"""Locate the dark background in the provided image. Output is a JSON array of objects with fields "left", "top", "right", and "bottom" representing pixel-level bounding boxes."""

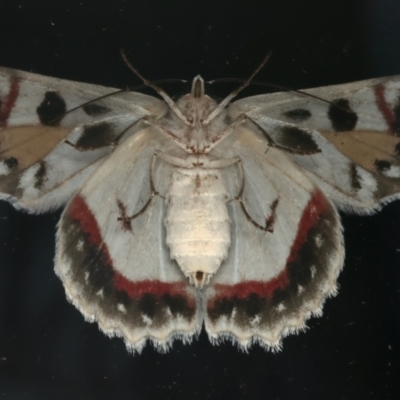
[{"left": 0, "top": 0, "right": 399, "bottom": 399}]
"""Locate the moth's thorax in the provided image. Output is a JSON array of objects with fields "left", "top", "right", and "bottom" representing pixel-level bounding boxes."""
[
  {"left": 164, "top": 167, "right": 230, "bottom": 288},
  {"left": 177, "top": 93, "right": 217, "bottom": 125},
  {"left": 166, "top": 92, "right": 228, "bottom": 154}
]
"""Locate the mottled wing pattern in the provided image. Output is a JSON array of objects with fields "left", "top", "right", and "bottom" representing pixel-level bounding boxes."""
[
  {"left": 56, "top": 129, "right": 201, "bottom": 353},
  {"left": 0, "top": 67, "right": 167, "bottom": 211},
  {"left": 204, "top": 127, "right": 344, "bottom": 350},
  {"left": 230, "top": 76, "right": 400, "bottom": 213}
]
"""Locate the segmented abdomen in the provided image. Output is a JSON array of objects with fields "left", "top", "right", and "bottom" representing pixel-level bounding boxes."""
[{"left": 165, "top": 168, "right": 230, "bottom": 279}]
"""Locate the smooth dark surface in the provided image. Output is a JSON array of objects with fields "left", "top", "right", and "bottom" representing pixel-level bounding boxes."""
[{"left": 0, "top": 1, "right": 399, "bottom": 399}]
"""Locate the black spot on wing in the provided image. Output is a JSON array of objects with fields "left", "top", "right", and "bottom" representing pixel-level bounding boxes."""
[
  {"left": 243, "top": 294, "right": 263, "bottom": 317},
  {"left": 350, "top": 163, "right": 362, "bottom": 191},
  {"left": 328, "top": 98, "right": 358, "bottom": 132},
  {"left": 279, "top": 126, "right": 320, "bottom": 154},
  {"left": 374, "top": 159, "right": 391, "bottom": 172},
  {"left": 83, "top": 103, "right": 111, "bottom": 116},
  {"left": 393, "top": 97, "right": 400, "bottom": 135},
  {"left": 395, "top": 142, "right": 400, "bottom": 157},
  {"left": 75, "top": 122, "right": 114, "bottom": 150},
  {"left": 34, "top": 161, "right": 47, "bottom": 189},
  {"left": 139, "top": 294, "right": 161, "bottom": 318},
  {"left": 139, "top": 292, "right": 193, "bottom": 320},
  {"left": 37, "top": 91, "right": 67, "bottom": 126},
  {"left": 4, "top": 156, "right": 18, "bottom": 170},
  {"left": 283, "top": 108, "right": 312, "bottom": 122}
]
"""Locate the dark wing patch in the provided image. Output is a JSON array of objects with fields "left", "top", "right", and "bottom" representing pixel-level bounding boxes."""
[
  {"left": 282, "top": 108, "right": 312, "bottom": 122},
  {"left": 34, "top": 161, "right": 47, "bottom": 189},
  {"left": 279, "top": 126, "right": 320, "bottom": 154},
  {"left": 395, "top": 142, "right": 400, "bottom": 157},
  {"left": 75, "top": 121, "right": 114, "bottom": 150},
  {"left": 4, "top": 156, "right": 18, "bottom": 170},
  {"left": 36, "top": 91, "right": 67, "bottom": 126},
  {"left": 328, "top": 98, "right": 358, "bottom": 132},
  {"left": 349, "top": 163, "right": 362, "bottom": 191},
  {"left": 392, "top": 96, "right": 400, "bottom": 135},
  {"left": 374, "top": 159, "right": 391, "bottom": 172}
]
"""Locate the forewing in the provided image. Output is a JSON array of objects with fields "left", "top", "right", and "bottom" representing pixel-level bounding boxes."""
[
  {"left": 56, "top": 128, "right": 201, "bottom": 353},
  {"left": 204, "top": 127, "right": 344, "bottom": 350},
  {"left": 0, "top": 67, "right": 167, "bottom": 211},
  {"left": 230, "top": 76, "right": 400, "bottom": 213}
]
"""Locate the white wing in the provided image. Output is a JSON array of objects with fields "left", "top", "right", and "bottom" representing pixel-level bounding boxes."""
[
  {"left": 55, "top": 128, "right": 201, "bottom": 353},
  {"left": 0, "top": 67, "right": 167, "bottom": 211},
  {"left": 230, "top": 76, "right": 400, "bottom": 213},
  {"left": 204, "top": 127, "right": 344, "bottom": 350}
]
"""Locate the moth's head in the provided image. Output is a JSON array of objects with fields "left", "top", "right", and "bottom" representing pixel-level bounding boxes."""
[{"left": 176, "top": 75, "right": 220, "bottom": 126}]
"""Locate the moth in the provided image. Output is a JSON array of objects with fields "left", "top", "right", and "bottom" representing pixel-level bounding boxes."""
[{"left": 0, "top": 58, "right": 399, "bottom": 354}]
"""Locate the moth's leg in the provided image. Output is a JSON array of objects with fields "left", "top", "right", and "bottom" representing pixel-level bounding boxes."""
[
  {"left": 118, "top": 148, "right": 237, "bottom": 229},
  {"left": 154, "top": 149, "right": 240, "bottom": 169},
  {"left": 143, "top": 116, "right": 190, "bottom": 153},
  {"left": 64, "top": 116, "right": 146, "bottom": 151},
  {"left": 116, "top": 153, "right": 162, "bottom": 231},
  {"left": 154, "top": 151, "right": 194, "bottom": 168},
  {"left": 204, "top": 114, "right": 249, "bottom": 152},
  {"left": 230, "top": 158, "right": 279, "bottom": 233},
  {"left": 152, "top": 150, "right": 276, "bottom": 232},
  {"left": 144, "top": 115, "right": 249, "bottom": 156}
]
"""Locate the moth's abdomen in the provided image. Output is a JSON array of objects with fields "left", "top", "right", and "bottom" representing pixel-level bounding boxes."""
[{"left": 165, "top": 169, "right": 230, "bottom": 288}]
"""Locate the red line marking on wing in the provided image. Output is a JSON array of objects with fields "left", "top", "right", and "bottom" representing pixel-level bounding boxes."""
[
  {"left": 114, "top": 277, "right": 189, "bottom": 299},
  {"left": 68, "top": 195, "right": 113, "bottom": 266},
  {"left": 374, "top": 84, "right": 395, "bottom": 134},
  {"left": 0, "top": 76, "right": 20, "bottom": 128},
  {"left": 212, "top": 190, "right": 330, "bottom": 300},
  {"left": 69, "top": 195, "right": 191, "bottom": 301},
  {"left": 213, "top": 271, "right": 288, "bottom": 300},
  {"left": 286, "top": 189, "right": 330, "bottom": 265}
]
